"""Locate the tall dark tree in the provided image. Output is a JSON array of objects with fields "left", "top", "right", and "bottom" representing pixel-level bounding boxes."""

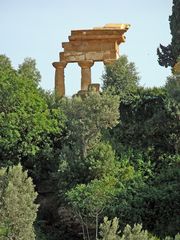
[{"left": 157, "top": 0, "right": 180, "bottom": 68}]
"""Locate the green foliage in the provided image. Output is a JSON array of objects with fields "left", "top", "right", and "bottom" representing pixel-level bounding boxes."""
[
  {"left": 0, "top": 56, "right": 67, "bottom": 238},
  {"left": 18, "top": 57, "right": 41, "bottom": 85},
  {"left": 60, "top": 92, "right": 119, "bottom": 158},
  {"left": 169, "top": 0, "right": 180, "bottom": 64},
  {"left": 1, "top": 54, "right": 179, "bottom": 240},
  {"left": 110, "top": 154, "right": 180, "bottom": 238},
  {"left": 65, "top": 154, "right": 138, "bottom": 239},
  {"left": 164, "top": 234, "right": 180, "bottom": 240},
  {"left": 157, "top": 44, "right": 175, "bottom": 68},
  {"left": 57, "top": 92, "right": 119, "bottom": 194},
  {"left": 107, "top": 87, "right": 180, "bottom": 157},
  {"left": 100, "top": 217, "right": 180, "bottom": 240},
  {"left": 58, "top": 141, "right": 118, "bottom": 192},
  {"left": 67, "top": 176, "right": 117, "bottom": 239},
  {"left": 0, "top": 55, "right": 66, "bottom": 177},
  {"left": 0, "top": 55, "right": 16, "bottom": 81},
  {"left": 142, "top": 155, "right": 180, "bottom": 237},
  {"left": 35, "top": 224, "right": 48, "bottom": 240},
  {"left": 0, "top": 164, "right": 38, "bottom": 240},
  {"left": 99, "top": 217, "right": 120, "bottom": 240},
  {"left": 99, "top": 217, "right": 159, "bottom": 240},
  {"left": 165, "top": 75, "right": 180, "bottom": 103},
  {"left": 102, "top": 55, "right": 139, "bottom": 97},
  {"left": 120, "top": 224, "right": 158, "bottom": 240},
  {"left": 157, "top": 0, "right": 180, "bottom": 67},
  {"left": 67, "top": 176, "right": 117, "bottom": 218},
  {"left": 86, "top": 142, "right": 117, "bottom": 180}
]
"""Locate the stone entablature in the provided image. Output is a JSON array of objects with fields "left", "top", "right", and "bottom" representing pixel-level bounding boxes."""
[{"left": 53, "top": 24, "right": 130, "bottom": 96}]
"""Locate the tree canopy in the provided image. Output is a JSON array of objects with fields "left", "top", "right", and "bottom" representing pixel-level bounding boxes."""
[
  {"left": 0, "top": 53, "right": 179, "bottom": 240},
  {"left": 102, "top": 55, "right": 139, "bottom": 97},
  {"left": 0, "top": 55, "right": 66, "bottom": 177}
]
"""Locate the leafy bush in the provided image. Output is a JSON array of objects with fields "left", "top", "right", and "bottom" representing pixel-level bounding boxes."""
[{"left": 99, "top": 217, "right": 180, "bottom": 240}]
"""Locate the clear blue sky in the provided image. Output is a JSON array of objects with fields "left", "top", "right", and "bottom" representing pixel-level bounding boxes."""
[{"left": 0, "top": 0, "right": 172, "bottom": 96}]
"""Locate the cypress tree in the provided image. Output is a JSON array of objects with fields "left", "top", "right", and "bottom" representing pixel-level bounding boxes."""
[
  {"left": 0, "top": 164, "right": 38, "bottom": 240},
  {"left": 157, "top": 0, "right": 180, "bottom": 67}
]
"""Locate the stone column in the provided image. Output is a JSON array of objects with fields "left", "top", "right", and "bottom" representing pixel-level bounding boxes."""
[
  {"left": 78, "top": 60, "right": 94, "bottom": 90},
  {"left": 52, "top": 61, "right": 67, "bottom": 96}
]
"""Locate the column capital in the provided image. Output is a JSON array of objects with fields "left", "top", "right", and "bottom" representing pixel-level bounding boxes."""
[
  {"left": 78, "top": 60, "right": 94, "bottom": 68},
  {"left": 52, "top": 61, "right": 67, "bottom": 69}
]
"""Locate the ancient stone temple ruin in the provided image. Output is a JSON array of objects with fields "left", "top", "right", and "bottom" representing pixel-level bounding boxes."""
[{"left": 52, "top": 24, "right": 130, "bottom": 96}]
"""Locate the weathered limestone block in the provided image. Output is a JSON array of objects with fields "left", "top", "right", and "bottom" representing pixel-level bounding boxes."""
[
  {"left": 62, "top": 41, "right": 115, "bottom": 52},
  {"left": 60, "top": 52, "right": 85, "bottom": 62},
  {"left": 60, "top": 50, "right": 117, "bottom": 62},
  {"left": 69, "top": 34, "right": 125, "bottom": 42},
  {"left": 85, "top": 51, "right": 104, "bottom": 61},
  {"left": 94, "top": 23, "right": 130, "bottom": 30},
  {"left": 88, "top": 83, "right": 100, "bottom": 92},
  {"left": 76, "top": 89, "right": 89, "bottom": 98}
]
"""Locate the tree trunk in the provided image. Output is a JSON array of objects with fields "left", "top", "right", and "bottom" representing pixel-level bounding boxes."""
[{"left": 95, "top": 214, "right": 99, "bottom": 240}]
